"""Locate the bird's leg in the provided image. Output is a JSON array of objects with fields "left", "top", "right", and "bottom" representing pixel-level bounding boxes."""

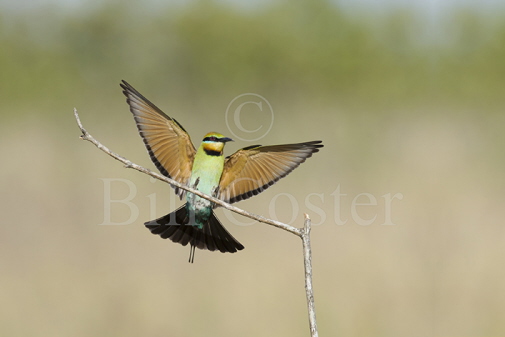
[
  {"left": 210, "top": 186, "right": 220, "bottom": 209},
  {"left": 192, "top": 177, "right": 200, "bottom": 189},
  {"left": 186, "top": 178, "right": 200, "bottom": 221},
  {"left": 212, "top": 186, "right": 220, "bottom": 197}
]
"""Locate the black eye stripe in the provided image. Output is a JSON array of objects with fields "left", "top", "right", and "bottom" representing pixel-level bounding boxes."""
[{"left": 203, "top": 136, "right": 219, "bottom": 142}]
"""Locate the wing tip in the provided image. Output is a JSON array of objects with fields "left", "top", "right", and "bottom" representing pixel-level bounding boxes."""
[
  {"left": 220, "top": 140, "right": 324, "bottom": 203},
  {"left": 120, "top": 80, "right": 134, "bottom": 97}
]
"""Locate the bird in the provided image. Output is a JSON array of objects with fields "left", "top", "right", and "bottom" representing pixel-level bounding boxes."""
[{"left": 120, "top": 80, "right": 323, "bottom": 262}]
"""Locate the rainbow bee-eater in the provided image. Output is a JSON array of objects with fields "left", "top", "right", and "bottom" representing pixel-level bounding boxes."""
[{"left": 121, "top": 80, "right": 323, "bottom": 262}]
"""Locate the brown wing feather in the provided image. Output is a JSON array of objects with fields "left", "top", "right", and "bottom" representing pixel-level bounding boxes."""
[
  {"left": 219, "top": 141, "right": 323, "bottom": 204},
  {"left": 121, "top": 80, "right": 196, "bottom": 199}
]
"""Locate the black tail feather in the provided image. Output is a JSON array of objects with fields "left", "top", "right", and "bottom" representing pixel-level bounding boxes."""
[{"left": 145, "top": 204, "right": 244, "bottom": 262}]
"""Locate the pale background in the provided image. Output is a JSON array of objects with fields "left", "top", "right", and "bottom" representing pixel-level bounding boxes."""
[{"left": 1, "top": 1, "right": 505, "bottom": 336}]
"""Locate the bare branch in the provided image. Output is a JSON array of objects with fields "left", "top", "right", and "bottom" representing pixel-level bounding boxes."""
[
  {"left": 302, "top": 214, "right": 318, "bottom": 337},
  {"left": 74, "top": 108, "right": 319, "bottom": 336},
  {"left": 74, "top": 108, "right": 301, "bottom": 236}
]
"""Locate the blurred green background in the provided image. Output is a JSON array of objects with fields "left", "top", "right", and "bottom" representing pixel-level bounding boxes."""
[{"left": 1, "top": 0, "right": 505, "bottom": 336}]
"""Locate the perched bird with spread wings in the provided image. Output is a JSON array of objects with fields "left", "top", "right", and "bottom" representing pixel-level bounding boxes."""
[{"left": 121, "top": 80, "right": 323, "bottom": 262}]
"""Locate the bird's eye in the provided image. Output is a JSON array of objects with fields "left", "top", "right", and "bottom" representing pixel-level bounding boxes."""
[{"left": 209, "top": 137, "right": 216, "bottom": 141}]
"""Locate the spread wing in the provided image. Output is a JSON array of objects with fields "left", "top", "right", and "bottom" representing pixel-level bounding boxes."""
[
  {"left": 121, "top": 80, "right": 196, "bottom": 199},
  {"left": 218, "top": 141, "right": 323, "bottom": 204}
]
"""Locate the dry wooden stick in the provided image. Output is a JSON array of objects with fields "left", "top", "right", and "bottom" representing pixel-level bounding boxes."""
[{"left": 74, "top": 108, "right": 319, "bottom": 337}]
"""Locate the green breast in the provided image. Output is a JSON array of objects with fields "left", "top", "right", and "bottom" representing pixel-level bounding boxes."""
[{"left": 186, "top": 145, "right": 225, "bottom": 227}]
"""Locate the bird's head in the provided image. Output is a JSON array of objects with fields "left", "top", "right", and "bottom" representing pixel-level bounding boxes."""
[{"left": 201, "top": 132, "right": 233, "bottom": 153}]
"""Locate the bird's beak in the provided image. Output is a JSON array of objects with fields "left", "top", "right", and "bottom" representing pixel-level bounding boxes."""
[{"left": 222, "top": 137, "right": 234, "bottom": 143}]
